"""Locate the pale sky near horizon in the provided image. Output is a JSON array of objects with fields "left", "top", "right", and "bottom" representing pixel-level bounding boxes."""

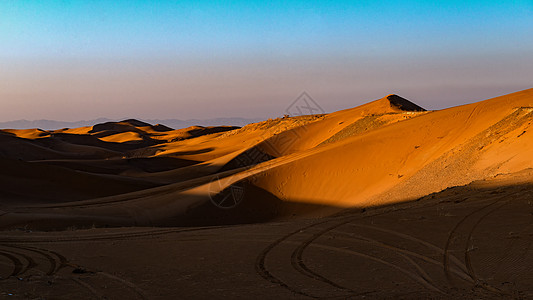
[{"left": 1, "top": 1, "right": 532, "bottom": 122}]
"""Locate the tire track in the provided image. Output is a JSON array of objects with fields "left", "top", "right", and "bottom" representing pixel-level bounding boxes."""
[
  {"left": 0, "top": 248, "right": 36, "bottom": 276},
  {"left": 98, "top": 271, "right": 147, "bottom": 299},
  {"left": 290, "top": 218, "right": 369, "bottom": 294},
  {"left": 211, "top": 233, "right": 449, "bottom": 292},
  {"left": 0, "top": 245, "right": 71, "bottom": 279},
  {"left": 0, "top": 251, "right": 23, "bottom": 278},
  {"left": 292, "top": 220, "right": 446, "bottom": 295},
  {"left": 255, "top": 220, "right": 329, "bottom": 298},
  {"left": 39, "top": 247, "right": 69, "bottom": 272},
  {"left": 0, "top": 227, "right": 220, "bottom": 298},
  {"left": 464, "top": 200, "right": 510, "bottom": 294},
  {"left": 208, "top": 232, "right": 454, "bottom": 290},
  {"left": 309, "top": 243, "right": 444, "bottom": 293},
  {"left": 4, "top": 245, "right": 58, "bottom": 275},
  {"left": 71, "top": 277, "right": 105, "bottom": 299},
  {"left": 348, "top": 223, "right": 470, "bottom": 275},
  {"left": 444, "top": 200, "right": 501, "bottom": 280},
  {"left": 9, "top": 250, "right": 35, "bottom": 276},
  {"left": 443, "top": 192, "right": 521, "bottom": 296},
  {"left": 1, "top": 244, "right": 147, "bottom": 299},
  {"left": 255, "top": 201, "right": 444, "bottom": 298},
  {"left": 0, "top": 226, "right": 223, "bottom": 244},
  {"left": 286, "top": 197, "right": 503, "bottom": 296},
  {"left": 256, "top": 211, "right": 400, "bottom": 296},
  {"left": 69, "top": 271, "right": 148, "bottom": 300},
  {"left": 324, "top": 234, "right": 440, "bottom": 291},
  {"left": 70, "top": 269, "right": 147, "bottom": 299},
  {"left": 331, "top": 231, "right": 473, "bottom": 284}
]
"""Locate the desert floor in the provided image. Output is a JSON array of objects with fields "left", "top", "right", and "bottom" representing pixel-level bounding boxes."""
[{"left": 1, "top": 172, "right": 532, "bottom": 299}]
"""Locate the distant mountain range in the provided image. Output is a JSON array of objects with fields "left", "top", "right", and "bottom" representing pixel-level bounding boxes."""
[{"left": 0, "top": 117, "right": 263, "bottom": 130}]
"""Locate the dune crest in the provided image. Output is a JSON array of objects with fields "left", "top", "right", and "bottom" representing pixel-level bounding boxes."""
[{"left": 384, "top": 94, "right": 427, "bottom": 112}]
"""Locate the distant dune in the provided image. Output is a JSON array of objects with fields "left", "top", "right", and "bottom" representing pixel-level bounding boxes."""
[{"left": 0, "top": 117, "right": 261, "bottom": 130}]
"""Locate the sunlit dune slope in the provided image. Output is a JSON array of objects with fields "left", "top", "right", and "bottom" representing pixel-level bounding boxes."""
[
  {"left": 249, "top": 88, "right": 533, "bottom": 207},
  {"left": 253, "top": 94, "right": 428, "bottom": 157}
]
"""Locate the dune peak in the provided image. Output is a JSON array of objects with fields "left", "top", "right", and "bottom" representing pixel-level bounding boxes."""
[
  {"left": 383, "top": 94, "right": 426, "bottom": 112},
  {"left": 119, "top": 119, "right": 152, "bottom": 127}
]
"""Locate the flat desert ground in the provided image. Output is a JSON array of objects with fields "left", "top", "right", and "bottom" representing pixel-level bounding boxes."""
[{"left": 1, "top": 89, "right": 533, "bottom": 299}]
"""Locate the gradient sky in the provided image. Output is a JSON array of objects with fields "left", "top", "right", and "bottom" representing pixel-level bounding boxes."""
[{"left": 1, "top": 1, "right": 532, "bottom": 122}]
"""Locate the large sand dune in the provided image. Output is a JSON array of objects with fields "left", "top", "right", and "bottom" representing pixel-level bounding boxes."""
[{"left": 0, "top": 89, "right": 532, "bottom": 298}]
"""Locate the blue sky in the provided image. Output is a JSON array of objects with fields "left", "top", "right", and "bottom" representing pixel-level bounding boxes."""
[{"left": 1, "top": 1, "right": 532, "bottom": 121}]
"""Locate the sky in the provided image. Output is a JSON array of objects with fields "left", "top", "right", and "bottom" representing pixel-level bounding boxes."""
[{"left": 1, "top": 0, "right": 532, "bottom": 122}]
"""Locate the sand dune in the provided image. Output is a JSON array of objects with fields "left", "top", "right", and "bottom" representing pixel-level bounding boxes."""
[
  {"left": 250, "top": 89, "right": 533, "bottom": 208},
  {"left": 1, "top": 89, "right": 532, "bottom": 227},
  {"left": 0, "top": 89, "right": 532, "bottom": 298}
]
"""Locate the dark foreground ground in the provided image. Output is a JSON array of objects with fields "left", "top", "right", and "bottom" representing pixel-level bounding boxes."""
[{"left": 1, "top": 176, "right": 532, "bottom": 300}]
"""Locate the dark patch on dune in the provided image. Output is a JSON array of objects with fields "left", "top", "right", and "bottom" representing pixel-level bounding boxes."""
[
  {"left": 151, "top": 124, "right": 174, "bottom": 132},
  {"left": 34, "top": 133, "right": 158, "bottom": 154},
  {"left": 386, "top": 94, "right": 426, "bottom": 112},
  {"left": 89, "top": 119, "right": 151, "bottom": 134}
]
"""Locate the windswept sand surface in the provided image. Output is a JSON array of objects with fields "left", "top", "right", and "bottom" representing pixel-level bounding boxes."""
[{"left": 1, "top": 90, "right": 532, "bottom": 298}]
